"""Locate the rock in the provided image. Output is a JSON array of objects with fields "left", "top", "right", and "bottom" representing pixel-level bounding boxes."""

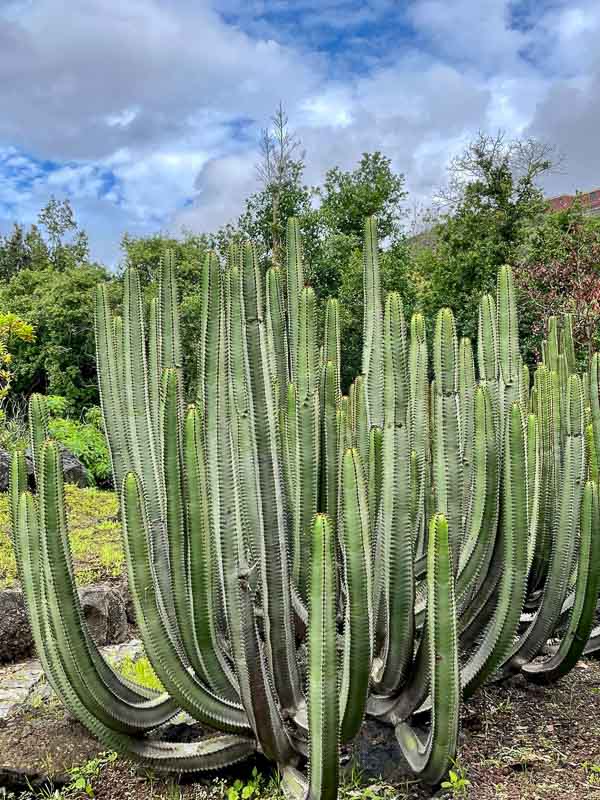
[
  {"left": 116, "top": 577, "right": 136, "bottom": 625},
  {"left": 78, "top": 584, "right": 128, "bottom": 646},
  {"left": 0, "top": 449, "right": 9, "bottom": 492},
  {"left": 0, "top": 590, "right": 34, "bottom": 663},
  {"left": 23, "top": 446, "right": 90, "bottom": 488},
  {"left": 0, "top": 583, "right": 129, "bottom": 664},
  {"left": 59, "top": 448, "right": 90, "bottom": 488}
]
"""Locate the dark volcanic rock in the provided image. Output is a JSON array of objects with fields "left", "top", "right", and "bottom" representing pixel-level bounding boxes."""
[{"left": 0, "top": 590, "right": 34, "bottom": 663}]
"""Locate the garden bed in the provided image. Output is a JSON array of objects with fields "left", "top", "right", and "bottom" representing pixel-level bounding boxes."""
[{"left": 1, "top": 659, "right": 600, "bottom": 799}]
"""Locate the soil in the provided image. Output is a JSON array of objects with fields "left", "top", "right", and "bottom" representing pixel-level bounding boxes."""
[{"left": 1, "top": 659, "right": 600, "bottom": 799}]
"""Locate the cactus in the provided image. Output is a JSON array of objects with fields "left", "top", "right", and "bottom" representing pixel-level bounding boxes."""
[{"left": 12, "top": 212, "right": 600, "bottom": 797}]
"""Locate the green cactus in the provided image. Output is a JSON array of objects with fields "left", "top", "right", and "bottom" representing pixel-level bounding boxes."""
[{"left": 13, "top": 212, "right": 600, "bottom": 797}]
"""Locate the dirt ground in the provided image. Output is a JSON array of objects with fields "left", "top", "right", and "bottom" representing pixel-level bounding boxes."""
[{"left": 1, "top": 658, "right": 600, "bottom": 799}]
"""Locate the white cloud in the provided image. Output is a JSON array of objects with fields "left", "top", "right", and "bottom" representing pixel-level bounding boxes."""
[{"left": 1, "top": 0, "right": 600, "bottom": 261}]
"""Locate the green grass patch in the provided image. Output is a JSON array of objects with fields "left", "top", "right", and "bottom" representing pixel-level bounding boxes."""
[{"left": 0, "top": 485, "right": 122, "bottom": 589}]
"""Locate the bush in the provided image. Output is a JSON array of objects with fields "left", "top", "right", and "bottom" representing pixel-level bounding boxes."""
[{"left": 47, "top": 404, "right": 112, "bottom": 486}]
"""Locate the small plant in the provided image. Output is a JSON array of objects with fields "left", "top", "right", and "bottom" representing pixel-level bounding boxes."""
[
  {"left": 227, "top": 768, "right": 265, "bottom": 800},
  {"left": 67, "top": 752, "right": 118, "bottom": 798},
  {"left": 441, "top": 760, "right": 471, "bottom": 798},
  {"left": 117, "top": 655, "right": 163, "bottom": 692},
  {"left": 583, "top": 761, "right": 600, "bottom": 787}
]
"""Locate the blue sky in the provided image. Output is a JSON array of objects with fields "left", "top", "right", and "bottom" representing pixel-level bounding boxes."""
[{"left": 1, "top": 0, "right": 600, "bottom": 265}]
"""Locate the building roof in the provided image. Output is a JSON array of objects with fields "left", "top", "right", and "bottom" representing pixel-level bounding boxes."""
[{"left": 547, "top": 189, "right": 600, "bottom": 214}]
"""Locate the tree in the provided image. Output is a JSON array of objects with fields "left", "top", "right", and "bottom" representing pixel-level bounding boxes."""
[
  {"left": 239, "top": 104, "right": 311, "bottom": 269},
  {"left": 0, "top": 263, "right": 114, "bottom": 411},
  {"left": 0, "top": 311, "right": 35, "bottom": 405},
  {"left": 415, "top": 132, "right": 557, "bottom": 340},
  {"left": 515, "top": 200, "right": 600, "bottom": 362},
  {"left": 37, "top": 197, "right": 89, "bottom": 270},
  {"left": 314, "top": 153, "right": 411, "bottom": 387}
]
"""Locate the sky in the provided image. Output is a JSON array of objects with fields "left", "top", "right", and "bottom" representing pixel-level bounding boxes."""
[{"left": 1, "top": 0, "right": 600, "bottom": 266}]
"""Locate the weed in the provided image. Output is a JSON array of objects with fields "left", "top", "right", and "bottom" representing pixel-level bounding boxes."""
[
  {"left": 226, "top": 768, "right": 264, "bottom": 800},
  {"left": 441, "top": 759, "right": 471, "bottom": 798}
]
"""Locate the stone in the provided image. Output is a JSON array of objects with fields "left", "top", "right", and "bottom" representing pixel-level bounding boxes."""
[
  {"left": 0, "top": 583, "right": 129, "bottom": 666},
  {"left": 116, "top": 577, "right": 136, "bottom": 625},
  {"left": 0, "top": 448, "right": 9, "bottom": 491},
  {"left": 0, "top": 449, "right": 32, "bottom": 491},
  {"left": 78, "top": 584, "right": 128, "bottom": 646},
  {"left": 24, "top": 446, "right": 90, "bottom": 488},
  {"left": 59, "top": 447, "right": 90, "bottom": 488},
  {"left": 0, "top": 590, "right": 34, "bottom": 663}
]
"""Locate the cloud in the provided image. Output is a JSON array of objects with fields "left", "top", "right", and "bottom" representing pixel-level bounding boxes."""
[{"left": 1, "top": 0, "right": 600, "bottom": 263}]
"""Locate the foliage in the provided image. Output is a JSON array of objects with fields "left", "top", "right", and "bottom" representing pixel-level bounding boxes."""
[
  {"left": 117, "top": 656, "right": 163, "bottom": 693},
  {"left": 413, "top": 132, "right": 554, "bottom": 340},
  {"left": 0, "top": 262, "right": 114, "bottom": 411},
  {"left": 0, "top": 197, "right": 89, "bottom": 282},
  {"left": 514, "top": 199, "right": 600, "bottom": 362},
  {"left": 441, "top": 761, "right": 471, "bottom": 798},
  {"left": 48, "top": 414, "right": 112, "bottom": 487},
  {"left": 0, "top": 311, "right": 35, "bottom": 405},
  {"left": 227, "top": 768, "right": 265, "bottom": 800}
]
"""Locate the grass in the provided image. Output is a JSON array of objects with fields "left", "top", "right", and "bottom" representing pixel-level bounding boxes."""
[
  {"left": 0, "top": 485, "right": 123, "bottom": 590},
  {"left": 116, "top": 655, "right": 163, "bottom": 693}
]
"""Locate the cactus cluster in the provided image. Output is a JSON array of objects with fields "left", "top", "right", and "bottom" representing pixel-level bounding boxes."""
[{"left": 10, "top": 217, "right": 600, "bottom": 798}]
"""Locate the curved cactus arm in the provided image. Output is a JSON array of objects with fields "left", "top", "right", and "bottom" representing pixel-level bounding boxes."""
[
  {"left": 523, "top": 481, "right": 600, "bottom": 683},
  {"left": 266, "top": 267, "right": 289, "bottom": 407},
  {"left": 162, "top": 368, "right": 238, "bottom": 701},
  {"left": 22, "top": 424, "right": 165, "bottom": 702},
  {"left": 241, "top": 243, "right": 303, "bottom": 714},
  {"left": 37, "top": 441, "right": 182, "bottom": 732},
  {"left": 158, "top": 251, "right": 183, "bottom": 388},
  {"left": 18, "top": 491, "right": 256, "bottom": 772},
  {"left": 584, "top": 622, "right": 600, "bottom": 655},
  {"left": 497, "top": 265, "right": 520, "bottom": 395},
  {"left": 217, "top": 414, "right": 295, "bottom": 765},
  {"left": 286, "top": 218, "right": 305, "bottom": 385},
  {"left": 409, "top": 312, "right": 429, "bottom": 557},
  {"left": 432, "top": 308, "right": 463, "bottom": 563},
  {"left": 371, "top": 424, "right": 415, "bottom": 697},
  {"left": 455, "top": 384, "right": 499, "bottom": 610},
  {"left": 183, "top": 404, "right": 239, "bottom": 700},
  {"left": 351, "top": 374, "right": 369, "bottom": 470},
  {"left": 368, "top": 426, "right": 383, "bottom": 533},
  {"left": 9, "top": 449, "right": 27, "bottom": 570},
  {"left": 29, "top": 392, "right": 49, "bottom": 483},
  {"left": 147, "top": 296, "right": 161, "bottom": 438},
  {"left": 459, "top": 337, "right": 476, "bottom": 502},
  {"left": 121, "top": 471, "right": 251, "bottom": 733},
  {"left": 323, "top": 297, "right": 341, "bottom": 395},
  {"left": 395, "top": 514, "right": 459, "bottom": 785},
  {"left": 362, "top": 216, "right": 384, "bottom": 429},
  {"left": 320, "top": 360, "right": 339, "bottom": 524},
  {"left": 95, "top": 290, "right": 131, "bottom": 491},
  {"left": 339, "top": 449, "right": 373, "bottom": 743},
  {"left": 293, "top": 286, "right": 320, "bottom": 602},
  {"left": 307, "top": 514, "right": 339, "bottom": 800},
  {"left": 526, "top": 413, "right": 541, "bottom": 572},
  {"left": 460, "top": 402, "right": 528, "bottom": 698},
  {"left": 502, "top": 375, "right": 586, "bottom": 675}
]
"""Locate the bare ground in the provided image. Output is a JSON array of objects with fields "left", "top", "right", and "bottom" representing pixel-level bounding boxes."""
[{"left": 1, "top": 658, "right": 600, "bottom": 798}]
